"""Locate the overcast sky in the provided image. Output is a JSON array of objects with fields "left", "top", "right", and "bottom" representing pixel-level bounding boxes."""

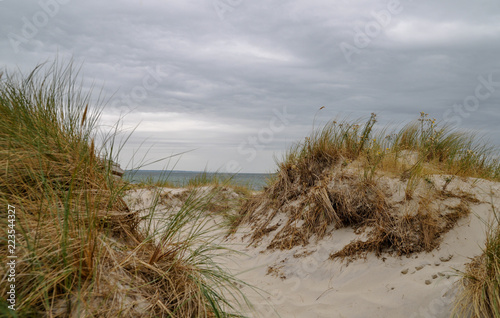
[{"left": 1, "top": 0, "right": 500, "bottom": 173}]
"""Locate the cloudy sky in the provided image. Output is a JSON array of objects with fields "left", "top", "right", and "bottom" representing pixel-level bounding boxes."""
[{"left": 1, "top": 0, "right": 500, "bottom": 173}]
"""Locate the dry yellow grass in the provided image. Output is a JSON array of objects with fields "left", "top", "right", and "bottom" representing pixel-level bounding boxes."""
[
  {"left": 234, "top": 112, "right": 500, "bottom": 315},
  {"left": 0, "top": 62, "right": 248, "bottom": 317},
  {"left": 236, "top": 113, "right": 497, "bottom": 257},
  {"left": 453, "top": 203, "right": 500, "bottom": 318}
]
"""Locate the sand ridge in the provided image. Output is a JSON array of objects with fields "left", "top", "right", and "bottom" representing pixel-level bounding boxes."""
[{"left": 124, "top": 177, "right": 500, "bottom": 317}]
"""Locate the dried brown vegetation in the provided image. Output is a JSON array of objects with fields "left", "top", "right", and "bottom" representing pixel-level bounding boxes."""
[
  {"left": 453, "top": 203, "right": 500, "bottom": 318},
  {"left": 236, "top": 113, "right": 495, "bottom": 262},
  {"left": 0, "top": 62, "right": 247, "bottom": 317}
]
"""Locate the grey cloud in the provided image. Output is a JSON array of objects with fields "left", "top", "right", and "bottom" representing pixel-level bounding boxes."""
[{"left": 1, "top": 0, "right": 499, "bottom": 172}]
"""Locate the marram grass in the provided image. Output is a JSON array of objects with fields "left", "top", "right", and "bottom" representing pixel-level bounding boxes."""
[
  {"left": 453, "top": 203, "right": 500, "bottom": 318},
  {"left": 275, "top": 113, "right": 500, "bottom": 185},
  {"left": 0, "top": 62, "right": 250, "bottom": 317},
  {"left": 236, "top": 113, "right": 500, "bottom": 314}
]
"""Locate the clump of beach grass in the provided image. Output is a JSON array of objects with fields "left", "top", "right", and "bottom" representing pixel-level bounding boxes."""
[
  {"left": 453, "top": 203, "right": 500, "bottom": 318},
  {"left": 127, "top": 176, "right": 177, "bottom": 189},
  {"left": 0, "top": 61, "right": 250, "bottom": 317},
  {"left": 185, "top": 171, "right": 253, "bottom": 229},
  {"left": 127, "top": 168, "right": 253, "bottom": 231},
  {"left": 236, "top": 113, "right": 499, "bottom": 257},
  {"left": 185, "top": 170, "right": 253, "bottom": 196}
]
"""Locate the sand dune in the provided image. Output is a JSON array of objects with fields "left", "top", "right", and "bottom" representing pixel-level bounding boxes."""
[{"left": 124, "top": 177, "right": 499, "bottom": 317}]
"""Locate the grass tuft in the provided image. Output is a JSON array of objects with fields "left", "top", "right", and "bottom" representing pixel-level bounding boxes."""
[
  {"left": 0, "top": 61, "right": 250, "bottom": 317},
  {"left": 235, "top": 113, "right": 498, "bottom": 258},
  {"left": 453, "top": 203, "right": 500, "bottom": 318}
]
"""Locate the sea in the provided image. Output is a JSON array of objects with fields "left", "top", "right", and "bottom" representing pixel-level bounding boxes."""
[{"left": 123, "top": 170, "right": 274, "bottom": 191}]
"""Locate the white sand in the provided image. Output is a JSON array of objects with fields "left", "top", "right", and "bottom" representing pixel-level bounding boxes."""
[{"left": 124, "top": 178, "right": 500, "bottom": 318}]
